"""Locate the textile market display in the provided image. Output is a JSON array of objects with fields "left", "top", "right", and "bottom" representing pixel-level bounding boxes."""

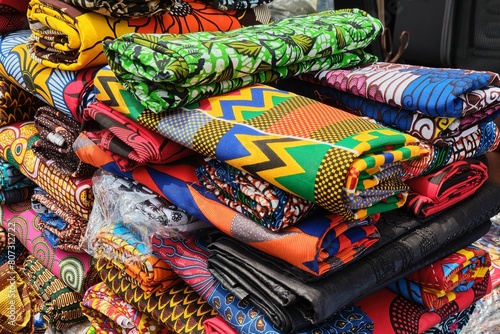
[
  {"left": 0, "top": 0, "right": 30, "bottom": 32},
  {"left": 60, "top": 0, "right": 175, "bottom": 18},
  {"left": 27, "top": 0, "right": 270, "bottom": 70},
  {"left": 103, "top": 8, "right": 382, "bottom": 112},
  {"left": 0, "top": 121, "right": 94, "bottom": 219},
  {"left": 1, "top": 200, "right": 94, "bottom": 293},
  {"left": 404, "top": 159, "right": 488, "bottom": 217}
]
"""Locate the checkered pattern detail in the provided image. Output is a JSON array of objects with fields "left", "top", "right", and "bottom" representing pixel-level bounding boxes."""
[
  {"left": 315, "top": 147, "right": 356, "bottom": 220},
  {"left": 136, "top": 109, "right": 164, "bottom": 132},
  {"left": 157, "top": 109, "right": 211, "bottom": 150},
  {"left": 193, "top": 120, "right": 234, "bottom": 158},
  {"left": 244, "top": 97, "right": 298, "bottom": 130},
  {"left": 311, "top": 117, "right": 382, "bottom": 145}
]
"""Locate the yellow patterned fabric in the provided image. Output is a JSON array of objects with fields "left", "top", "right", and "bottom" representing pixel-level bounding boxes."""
[{"left": 0, "top": 262, "right": 41, "bottom": 333}]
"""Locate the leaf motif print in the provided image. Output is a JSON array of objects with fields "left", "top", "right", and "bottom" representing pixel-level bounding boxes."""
[
  {"left": 335, "top": 26, "right": 347, "bottom": 50},
  {"left": 290, "top": 35, "right": 315, "bottom": 55},
  {"left": 226, "top": 41, "right": 262, "bottom": 59}
]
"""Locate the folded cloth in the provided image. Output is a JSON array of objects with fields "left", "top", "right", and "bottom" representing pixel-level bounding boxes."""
[
  {"left": 103, "top": 8, "right": 381, "bottom": 112},
  {"left": 60, "top": 0, "right": 175, "bottom": 18},
  {"left": 0, "top": 186, "right": 33, "bottom": 204},
  {"left": 91, "top": 221, "right": 181, "bottom": 293},
  {"left": 208, "top": 0, "right": 273, "bottom": 10},
  {"left": 73, "top": 136, "right": 380, "bottom": 276},
  {"left": 0, "top": 75, "right": 46, "bottom": 126},
  {"left": 1, "top": 200, "right": 94, "bottom": 293},
  {"left": 82, "top": 282, "right": 169, "bottom": 334},
  {"left": 0, "top": 235, "right": 26, "bottom": 265},
  {"left": 32, "top": 106, "right": 97, "bottom": 177},
  {"left": 0, "top": 121, "right": 94, "bottom": 219},
  {"left": 0, "top": 159, "right": 34, "bottom": 189},
  {"left": 423, "top": 303, "right": 476, "bottom": 334},
  {"left": 82, "top": 101, "right": 194, "bottom": 171},
  {"left": 356, "top": 271, "right": 491, "bottom": 334},
  {"left": 23, "top": 255, "right": 87, "bottom": 330},
  {"left": 27, "top": 0, "right": 270, "bottom": 70},
  {"left": 0, "top": 0, "right": 30, "bottom": 32},
  {"left": 152, "top": 232, "right": 376, "bottom": 334},
  {"left": 203, "top": 315, "right": 238, "bottom": 334},
  {"left": 404, "top": 159, "right": 488, "bottom": 217},
  {"left": 97, "top": 257, "right": 218, "bottom": 334},
  {"left": 196, "top": 157, "right": 316, "bottom": 231},
  {"left": 388, "top": 245, "right": 491, "bottom": 311},
  {"left": 0, "top": 262, "right": 42, "bottom": 333}
]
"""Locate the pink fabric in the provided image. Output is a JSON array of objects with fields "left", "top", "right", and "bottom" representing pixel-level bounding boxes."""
[{"left": 203, "top": 315, "right": 238, "bottom": 334}]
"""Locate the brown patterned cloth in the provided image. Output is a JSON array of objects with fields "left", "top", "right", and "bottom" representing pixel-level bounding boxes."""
[
  {"left": 60, "top": 0, "right": 175, "bottom": 18},
  {"left": 0, "top": 0, "right": 30, "bottom": 32},
  {"left": 0, "top": 76, "right": 46, "bottom": 126},
  {"left": 32, "top": 106, "right": 97, "bottom": 177}
]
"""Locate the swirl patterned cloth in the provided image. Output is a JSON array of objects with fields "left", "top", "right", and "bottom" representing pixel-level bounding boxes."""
[
  {"left": 0, "top": 0, "right": 30, "bottom": 32},
  {"left": 82, "top": 282, "right": 169, "bottom": 334},
  {"left": 26, "top": 0, "right": 270, "bottom": 71},
  {"left": 60, "top": 0, "right": 175, "bottom": 18},
  {"left": 103, "top": 8, "right": 381, "bottom": 112},
  {"left": 1, "top": 200, "right": 94, "bottom": 293},
  {"left": 0, "top": 121, "right": 94, "bottom": 219}
]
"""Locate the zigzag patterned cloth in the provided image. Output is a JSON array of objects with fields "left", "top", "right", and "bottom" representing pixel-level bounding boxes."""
[
  {"left": 103, "top": 8, "right": 381, "bottom": 112},
  {"left": 82, "top": 282, "right": 169, "bottom": 334},
  {"left": 27, "top": 0, "right": 270, "bottom": 70},
  {"left": 97, "top": 257, "right": 218, "bottom": 333}
]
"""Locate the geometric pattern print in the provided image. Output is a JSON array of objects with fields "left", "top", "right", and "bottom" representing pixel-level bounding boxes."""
[{"left": 97, "top": 258, "right": 216, "bottom": 334}]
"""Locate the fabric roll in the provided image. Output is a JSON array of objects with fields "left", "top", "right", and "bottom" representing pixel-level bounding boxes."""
[
  {"left": 0, "top": 159, "right": 34, "bottom": 189},
  {"left": 60, "top": 0, "right": 175, "bottom": 18},
  {"left": 0, "top": 30, "right": 102, "bottom": 121},
  {"left": 0, "top": 0, "right": 30, "bottom": 32},
  {"left": 23, "top": 255, "right": 87, "bottom": 330},
  {"left": 1, "top": 200, "right": 94, "bottom": 293},
  {"left": 82, "top": 101, "right": 194, "bottom": 171},
  {"left": 82, "top": 282, "right": 169, "bottom": 334},
  {"left": 103, "top": 8, "right": 382, "bottom": 112},
  {"left": 97, "top": 257, "right": 218, "bottom": 334},
  {"left": 0, "top": 262, "right": 42, "bottom": 333},
  {"left": 73, "top": 136, "right": 381, "bottom": 276},
  {"left": 388, "top": 246, "right": 491, "bottom": 311},
  {"left": 32, "top": 106, "right": 97, "bottom": 177},
  {"left": 27, "top": 0, "right": 270, "bottom": 71},
  {"left": 0, "top": 121, "right": 94, "bottom": 219}
]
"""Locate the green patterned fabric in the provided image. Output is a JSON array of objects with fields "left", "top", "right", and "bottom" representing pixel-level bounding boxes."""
[{"left": 103, "top": 8, "right": 382, "bottom": 112}]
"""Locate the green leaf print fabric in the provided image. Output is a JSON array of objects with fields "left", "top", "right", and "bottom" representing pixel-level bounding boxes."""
[{"left": 103, "top": 8, "right": 383, "bottom": 112}]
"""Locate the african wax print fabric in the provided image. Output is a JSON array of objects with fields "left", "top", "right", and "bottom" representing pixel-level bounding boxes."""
[
  {"left": 0, "top": 30, "right": 102, "bottom": 121},
  {"left": 31, "top": 187, "right": 88, "bottom": 253},
  {"left": 23, "top": 255, "right": 87, "bottom": 330},
  {"left": 0, "top": 158, "right": 34, "bottom": 189},
  {"left": 423, "top": 303, "right": 476, "bottom": 334},
  {"left": 82, "top": 282, "right": 169, "bottom": 334},
  {"left": 97, "top": 257, "right": 218, "bottom": 334},
  {"left": 103, "top": 8, "right": 382, "bottom": 112},
  {"left": 196, "top": 157, "right": 316, "bottom": 231},
  {"left": 60, "top": 0, "right": 175, "bottom": 18},
  {"left": 203, "top": 315, "right": 238, "bottom": 334},
  {"left": 0, "top": 183, "right": 33, "bottom": 204},
  {"left": 151, "top": 233, "right": 376, "bottom": 334},
  {"left": 154, "top": 181, "right": 500, "bottom": 330},
  {"left": 404, "top": 159, "right": 488, "bottom": 217},
  {"left": 27, "top": 0, "right": 270, "bottom": 71},
  {"left": 0, "top": 234, "right": 26, "bottom": 266},
  {"left": 82, "top": 101, "right": 194, "bottom": 171},
  {"left": 91, "top": 221, "right": 181, "bottom": 293},
  {"left": 32, "top": 106, "right": 97, "bottom": 177},
  {"left": 72, "top": 137, "right": 381, "bottom": 276},
  {"left": 0, "top": 75, "right": 46, "bottom": 126},
  {"left": 387, "top": 246, "right": 491, "bottom": 311},
  {"left": 0, "top": 225, "right": 5, "bottom": 251},
  {"left": 149, "top": 83, "right": 427, "bottom": 220},
  {"left": 0, "top": 121, "right": 94, "bottom": 219},
  {"left": 0, "top": 0, "right": 29, "bottom": 32},
  {"left": 206, "top": 0, "right": 273, "bottom": 10},
  {"left": 356, "top": 272, "right": 491, "bottom": 334},
  {"left": 1, "top": 200, "right": 94, "bottom": 293},
  {"left": 0, "top": 262, "right": 42, "bottom": 334}
]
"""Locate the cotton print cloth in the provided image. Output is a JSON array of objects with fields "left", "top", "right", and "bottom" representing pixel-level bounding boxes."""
[
  {"left": 207, "top": 0, "right": 273, "bottom": 10},
  {"left": 404, "top": 159, "right": 488, "bottom": 217},
  {"left": 26, "top": 0, "right": 270, "bottom": 71},
  {"left": 388, "top": 246, "right": 491, "bottom": 311},
  {"left": 0, "top": 158, "right": 35, "bottom": 203},
  {"left": 203, "top": 316, "right": 237, "bottom": 334},
  {"left": 82, "top": 282, "right": 169, "bottom": 334},
  {"left": 0, "top": 0, "right": 30, "bottom": 32},
  {"left": 60, "top": 0, "right": 175, "bottom": 18},
  {"left": 1, "top": 200, "right": 94, "bottom": 293},
  {"left": 104, "top": 8, "right": 382, "bottom": 112},
  {"left": 423, "top": 303, "right": 476, "bottom": 334},
  {"left": 97, "top": 257, "right": 218, "bottom": 334}
]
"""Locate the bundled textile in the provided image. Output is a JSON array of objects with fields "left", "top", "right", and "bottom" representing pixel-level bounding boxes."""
[
  {"left": 1, "top": 200, "right": 95, "bottom": 293},
  {"left": 26, "top": 0, "right": 270, "bottom": 70},
  {"left": 0, "top": 30, "right": 102, "bottom": 121},
  {"left": 103, "top": 8, "right": 382, "bottom": 112},
  {"left": 82, "top": 282, "right": 169, "bottom": 334},
  {"left": 82, "top": 101, "right": 194, "bottom": 171},
  {"left": 23, "top": 255, "right": 87, "bottom": 330},
  {"left": 97, "top": 257, "right": 219, "bottom": 333},
  {"left": 60, "top": 0, "right": 175, "bottom": 18},
  {"left": 387, "top": 245, "right": 491, "bottom": 311},
  {"left": 0, "top": 121, "right": 94, "bottom": 219},
  {"left": 196, "top": 157, "right": 316, "bottom": 231},
  {"left": 32, "top": 106, "right": 97, "bottom": 177},
  {"left": 0, "top": 0, "right": 30, "bottom": 32},
  {"left": 0, "top": 159, "right": 35, "bottom": 204},
  {"left": 73, "top": 139, "right": 380, "bottom": 276},
  {"left": 404, "top": 159, "right": 488, "bottom": 217},
  {"left": 203, "top": 316, "right": 238, "bottom": 334},
  {"left": 423, "top": 304, "right": 477, "bottom": 334}
]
